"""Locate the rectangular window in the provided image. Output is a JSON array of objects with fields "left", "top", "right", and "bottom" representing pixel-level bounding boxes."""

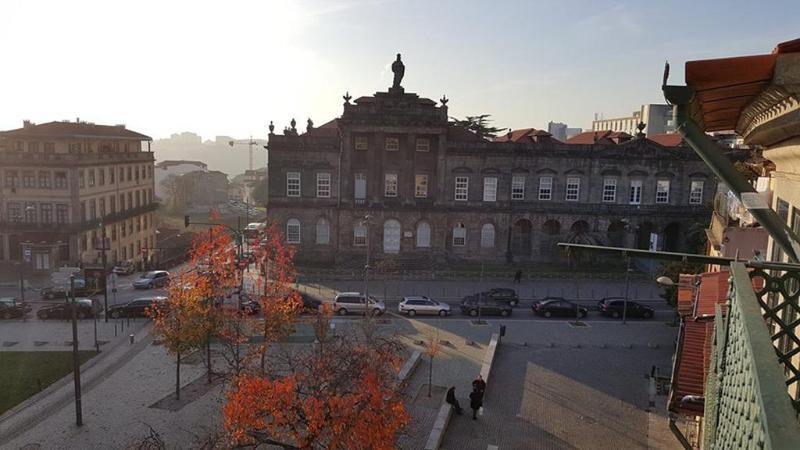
[
  {"left": 286, "top": 221, "right": 301, "bottom": 244},
  {"left": 286, "top": 172, "right": 301, "bottom": 197},
  {"left": 99, "top": 198, "right": 106, "bottom": 217},
  {"left": 28, "top": 142, "right": 40, "bottom": 152},
  {"left": 24, "top": 202, "right": 36, "bottom": 222},
  {"left": 416, "top": 138, "right": 430, "bottom": 152},
  {"left": 354, "top": 136, "right": 368, "bottom": 151},
  {"left": 127, "top": 167, "right": 132, "bottom": 182},
  {"left": 354, "top": 173, "right": 366, "bottom": 203},
  {"left": 565, "top": 177, "right": 580, "bottom": 201},
  {"left": 88, "top": 169, "right": 95, "bottom": 187},
  {"left": 135, "top": 191, "right": 141, "bottom": 207},
  {"left": 689, "top": 180, "right": 704, "bottom": 204},
  {"left": 99, "top": 168, "right": 105, "bottom": 186},
  {"left": 538, "top": 176, "right": 553, "bottom": 201},
  {"left": 483, "top": 177, "right": 498, "bottom": 202},
  {"left": 56, "top": 204, "right": 68, "bottom": 224},
  {"left": 353, "top": 225, "right": 367, "bottom": 246},
  {"left": 109, "top": 167, "right": 115, "bottom": 184},
  {"left": 22, "top": 171, "right": 35, "bottom": 188},
  {"left": 316, "top": 173, "right": 331, "bottom": 198},
  {"left": 127, "top": 192, "right": 133, "bottom": 210},
  {"left": 511, "top": 175, "right": 525, "bottom": 200},
  {"left": 384, "top": 137, "right": 399, "bottom": 151},
  {"left": 7, "top": 202, "right": 21, "bottom": 222},
  {"left": 629, "top": 180, "right": 642, "bottom": 205},
  {"left": 44, "top": 142, "right": 55, "bottom": 152},
  {"left": 656, "top": 180, "right": 670, "bottom": 204},
  {"left": 4, "top": 170, "right": 18, "bottom": 188},
  {"left": 80, "top": 201, "right": 86, "bottom": 220},
  {"left": 455, "top": 176, "right": 469, "bottom": 201},
  {"left": 54, "top": 172, "right": 67, "bottom": 189},
  {"left": 110, "top": 196, "right": 116, "bottom": 213},
  {"left": 40, "top": 204, "right": 53, "bottom": 223},
  {"left": 384, "top": 173, "right": 398, "bottom": 197},
  {"left": 89, "top": 200, "right": 97, "bottom": 219},
  {"left": 36, "top": 171, "right": 50, "bottom": 188},
  {"left": 415, "top": 175, "right": 428, "bottom": 198},
  {"left": 602, "top": 178, "right": 617, "bottom": 203}
]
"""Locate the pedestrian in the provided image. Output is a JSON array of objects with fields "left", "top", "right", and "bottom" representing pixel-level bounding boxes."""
[
  {"left": 445, "top": 386, "right": 463, "bottom": 415},
  {"left": 469, "top": 388, "right": 484, "bottom": 420},
  {"left": 472, "top": 374, "right": 486, "bottom": 394},
  {"left": 514, "top": 269, "right": 522, "bottom": 283}
]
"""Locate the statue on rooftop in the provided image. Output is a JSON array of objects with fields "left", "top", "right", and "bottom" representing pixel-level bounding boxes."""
[{"left": 391, "top": 53, "right": 405, "bottom": 89}]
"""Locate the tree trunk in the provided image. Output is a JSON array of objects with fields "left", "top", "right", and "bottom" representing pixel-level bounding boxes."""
[{"left": 176, "top": 351, "right": 181, "bottom": 400}]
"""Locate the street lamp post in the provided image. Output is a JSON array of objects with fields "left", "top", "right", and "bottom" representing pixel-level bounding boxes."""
[
  {"left": 99, "top": 222, "right": 109, "bottom": 322},
  {"left": 362, "top": 215, "right": 371, "bottom": 319},
  {"left": 69, "top": 274, "right": 83, "bottom": 426}
]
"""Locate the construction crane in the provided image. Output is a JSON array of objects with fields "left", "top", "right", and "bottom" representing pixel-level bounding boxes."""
[{"left": 228, "top": 136, "right": 260, "bottom": 171}]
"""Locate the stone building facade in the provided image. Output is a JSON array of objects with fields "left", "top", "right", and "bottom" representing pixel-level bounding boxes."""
[
  {"left": 267, "top": 85, "right": 715, "bottom": 267},
  {"left": 0, "top": 120, "right": 157, "bottom": 270}
]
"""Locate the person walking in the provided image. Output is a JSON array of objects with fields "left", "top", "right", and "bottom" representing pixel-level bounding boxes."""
[
  {"left": 513, "top": 269, "right": 522, "bottom": 283},
  {"left": 445, "top": 386, "right": 463, "bottom": 415},
  {"left": 472, "top": 374, "right": 486, "bottom": 394},
  {"left": 469, "top": 388, "right": 484, "bottom": 420}
]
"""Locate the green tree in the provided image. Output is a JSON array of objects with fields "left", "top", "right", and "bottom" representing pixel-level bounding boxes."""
[{"left": 450, "top": 114, "right": 506, "bottom": 139}]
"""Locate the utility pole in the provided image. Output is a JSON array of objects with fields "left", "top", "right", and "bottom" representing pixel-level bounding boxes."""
[
  {"left": 100, "top": 222, "right": 109, "bottom": 322},
  {"left": 623, "top": 257, "right": 631, "bottom": 325},
  {"left": 70, "top": 275, "right": 83, "bottom": 426},
  {"left": 363, "top": 215, "right": 371, "bottom": 318}
]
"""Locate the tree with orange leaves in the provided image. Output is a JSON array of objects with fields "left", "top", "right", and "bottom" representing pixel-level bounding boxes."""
[{"left": 223, "top": 311, "right": 410, "bottom": 449}]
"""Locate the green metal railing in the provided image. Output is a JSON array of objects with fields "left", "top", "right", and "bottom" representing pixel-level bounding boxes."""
[{"left": 705, "top": 263, "right": 800, "bottom": 449}]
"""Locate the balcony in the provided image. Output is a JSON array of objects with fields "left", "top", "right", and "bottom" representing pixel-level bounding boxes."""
[
  {"left": 704, "top": 263, "right": 800, "bottom": 448},
  {"left": 0, "top": 203, "right": 159, "bottom": 234}
]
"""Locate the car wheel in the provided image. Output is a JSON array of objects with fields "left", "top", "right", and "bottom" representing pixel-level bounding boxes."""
[
  {"left": 544, "top": 311, "right": 552, "bottom": 318},
  {"left": 580, "top": 310, "right": 588, "bottom": 318},
  {"left": 509, "top": 300, "right": 518, "bottom": 307},
  {"left": 373, "top": 308, "right": 382, "bottom": 316},
  {"left": 439, "top": 310, "right": 448, "bottom": 317},
  {"left": 407, "top": 310, "right": 416, "bottom": 317},
  {"left": 469, "top": 309, "right": 478, "bottom": 317},
  {"left": 643, "top": 311, "right": 653, "bottom": 319},
  {"left": 2, "top": 312, "right": 12, "bottom": 320},
  {"left": 338, "top": 308, "right": 348, "bottom": 316},
  {"left": 38, "top": 312, "right": 48, "bottom": 320},
  {"left": 111, "top": 310, "right": 121, "bottom": 319},
  {"left": 500, "top": 310, "right": 510, "bottom": 317},
  {"left": 611, "top": 311, "right": 621, "bottom": 319}
]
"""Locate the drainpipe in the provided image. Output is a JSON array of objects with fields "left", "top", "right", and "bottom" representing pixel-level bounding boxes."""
[{"left": 662, "top": 84, "right": 800, "bottom": 263}]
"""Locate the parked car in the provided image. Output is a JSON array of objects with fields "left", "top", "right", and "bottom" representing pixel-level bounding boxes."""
[
  {"left": 597, "top": 297, "right": 654, "bottom": 319},
  {"left": 532, "top": 297, "right": 588, "bottom": 318},
  {"left": 132, "top": 270, "right": 170, "bottom": 289},
  {"left": 471, "top": 288, "right": 520, "bottom": 306},
  {"left": 37, "top": 298, "right": 98, "bottom": 320},
  {"left": 112, "top": 261, "right": 136, "bottom": 275},
  {"left": 234, "top": 293, "right": 261, "bottom": 315},
  {"left": 107, "top": 296, "right": 168, "bottom": 319},
  {"left": 40, "top": 281, "right": 90, "bottom": 300},
  {"left": 460, "top": 296, "right": 512, "bottom": 317},
  {"left": 332, "top": 292, "right": 385, "bottom": 316},
  {"left": 0, "top": 297, "right": 30, "bottom": 319},
  {"left": 399, "top": 296, "right": 451, "bottom": 316},
  {"left": 294, "top": 291, "right": 322, "bottom": 313}
]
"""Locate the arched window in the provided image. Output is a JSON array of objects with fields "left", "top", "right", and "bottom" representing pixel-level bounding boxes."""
[
  {"left": 416, "top": 221, "right": 431, "bottom": 248},
  {"left": 316, "top": 218, "right": 330, "bottom": 244},
  {"left": 286, "top": 218, "right": 301, "bottom": 244},
  {"left": 353, "top": 222, "right": 367, "bottom": 246},
  {"left": 480, "top": 223, "right": 495, "bottom": 248},
  {"left": 452, "top": 222, "right": 466, "bottom": 247}
]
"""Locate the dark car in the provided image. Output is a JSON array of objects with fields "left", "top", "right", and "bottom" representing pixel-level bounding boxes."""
[
  {"left": 40, "top": 278, "right": 89, "bottom": 299},
  {"left": 37, "top": 298, "right": 97, "bottom": 320},
  {"left": 532, "top": 297, "right": 588, "bottom": 318},
  {"left": 107, "top": 296, "right": 167, "bottom": 319},
  {"left": 597, "top": 298, "right": 654, "bottom": 319},
  {"left": 0, "top": 297, "right": 30, "bottom": 319},
  {"left": 460, "top": 296, "right": 513, "bottom": 317},
  {"left": 472, "top": 288, "right": 520, "bottom": 307}
]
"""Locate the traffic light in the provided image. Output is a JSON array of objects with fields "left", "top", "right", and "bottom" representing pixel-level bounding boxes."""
[{"left": 184, "top": 215, "right": 190, "bottom": 228}]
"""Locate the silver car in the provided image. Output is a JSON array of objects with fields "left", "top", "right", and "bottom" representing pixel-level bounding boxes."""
[
  {"left": 333, "top": 292, "right": 385, "bottom": 316},
  {"left": 399, "top": 296, "right": 451, "bottom": 317}
]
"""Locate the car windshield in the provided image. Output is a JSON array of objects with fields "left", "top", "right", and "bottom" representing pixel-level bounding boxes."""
[{"left": 142, "top": 272, "right": 158, "bottom": 279}]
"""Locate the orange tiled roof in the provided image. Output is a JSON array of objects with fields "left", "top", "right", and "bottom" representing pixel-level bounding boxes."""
[
  {"left": 0, "top": 121, "right": 151, "bottom": 140},
  {"left": 669, "top": 319, "right": 714, "bottom": 417},
  {"left": 648, "top": 133, "right": 684, "bottom": 147},
  {"left": 564, "top": 130, "right": 632, "bottom": 145}
]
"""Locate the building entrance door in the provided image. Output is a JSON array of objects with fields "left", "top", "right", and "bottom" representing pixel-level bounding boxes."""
[
  {"left": 383, "top": 220, "right": 401, "bottom": 254},
  {"left": 34, "top": 252, "right": 50, "bottom": 270},
  {"left": 511, "top": 219, "right": 532, "bottom": 256}
]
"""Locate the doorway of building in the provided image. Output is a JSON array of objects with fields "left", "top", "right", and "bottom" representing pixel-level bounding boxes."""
[
  {"left": 511, "top": 219, "right": 533, "bottom": 256},
  {"left": 383, "top": 219, "right": 401, "bottom": 254}
]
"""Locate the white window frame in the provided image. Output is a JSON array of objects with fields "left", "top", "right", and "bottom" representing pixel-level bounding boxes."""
[
  {"left": 415, "top": 138, "right": 430, "bottom": 152},
  {"left": 286, "top": 172, "right": 300, "bottom": 197},
  {"left": 316, "top": 172, "right": 331, "bottom": 198},
  {"left": 315, "top": 218, "right": 330, "bottom": 244},
  {"left": 483, "top": 177, "right": 498, "bottom": 202},
  {"left": 353, "top": 223, "right": 367, "bottom": 246},
  {"left": 455, "top": 176, "right": 469, "bottom": 201},
  {"left": 354, "top": 136, "right": 368, "bottom": 151},
  {"left": 511, "top": 175, "right": 525, "bottom": 201},
  {"left": 384, "top": 137, "right": 399, "bottom": 151},
  {"left": 480, "top": 223, "right": 495, "bottom": 248},
  {"left": 538, "top": 176, "right": 553, "bottom": 200},
  {"left": 565, "top": 177, "right": 580, "bottom": 202},
  {"left": 452, "top": 223, "right": 466, "bottom": 247},
  {"left": 286, "top": 219, "right": 301, "bottom": 244},
  {"left": 656, "top": 180, "right": 670, "bottom": 204},
  {"left": 690, "top": 180, "right": 704, "bottom": 204},
  {"left": 384, "top": 173, "right": 398, "bottom": 197},
  {"left": 354, "top": 173, "right": 366, "bottom": 200},
  {"left": 602, "top": 178, "right": 617, "bottom": 203},
  {"left": 629, "top": 180, "right": 642, "bottom": 205},
  {"left": 415, "top": 175, "right": 428, "bottom": 198}
]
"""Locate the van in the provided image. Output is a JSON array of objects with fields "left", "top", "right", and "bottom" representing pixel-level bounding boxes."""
[{"left": 333, "top": 292, "right": 385, "bottom": 316}]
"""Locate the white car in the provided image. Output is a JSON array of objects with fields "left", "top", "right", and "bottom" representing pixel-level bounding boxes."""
[{"left": 398, "top": 296, "right": 451, "bottom": 317}]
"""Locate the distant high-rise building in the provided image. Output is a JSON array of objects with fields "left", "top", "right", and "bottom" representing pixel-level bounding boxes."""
[
  {"left": 547, "top": 122, "right": 582, "bottom": 142},
  {"left": 592, "top": 104, "right": 675, "bottom": 136}
]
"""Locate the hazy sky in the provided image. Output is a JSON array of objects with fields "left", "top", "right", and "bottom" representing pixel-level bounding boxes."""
[{"left": 0, "top": 0, "right": 797, "bottom": 140}]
